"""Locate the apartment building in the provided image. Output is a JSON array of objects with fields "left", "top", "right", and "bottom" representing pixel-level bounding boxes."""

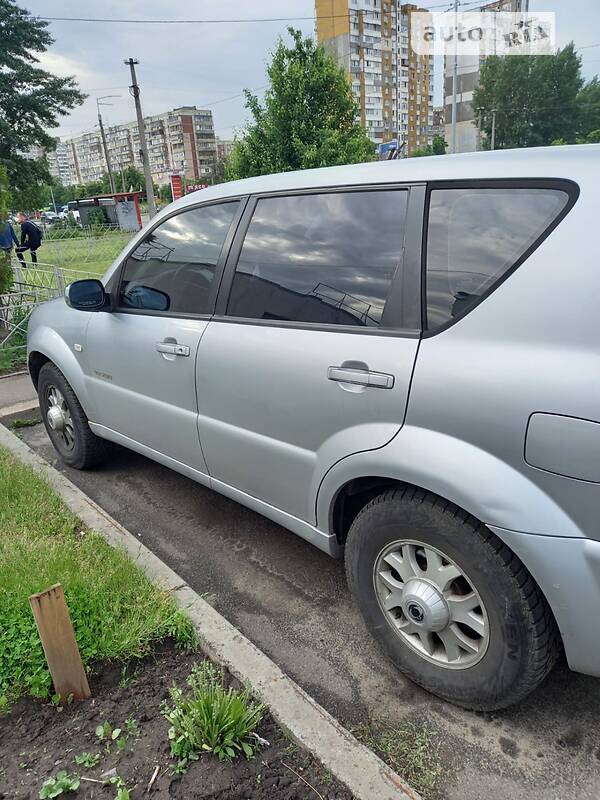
[
  {"left": 216, "top": 137, "right": 235, "bottom": 162},
  {"left": 47, "top": 107, "right": 217, "bottom": 187},
  {"left": 316, "top": 0, "right": 433, "bottom": 155},
  {"left": 430, "top": 106, "right": 445, "bottom": 141},
  {"left": 443, "top": 0, "right": 529, "bottom": 152}
]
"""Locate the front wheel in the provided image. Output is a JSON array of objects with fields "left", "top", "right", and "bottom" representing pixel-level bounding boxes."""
[
  {"left": 38, "top": 362, "right": 110, "bottom": 469},
  {"left": 345, "top": 487, "right": 560, "bottom": 710}
]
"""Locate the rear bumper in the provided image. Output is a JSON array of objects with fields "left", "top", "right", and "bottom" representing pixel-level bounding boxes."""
[{"left": 489, "top": 526, "right": 600, "bottom": 678}]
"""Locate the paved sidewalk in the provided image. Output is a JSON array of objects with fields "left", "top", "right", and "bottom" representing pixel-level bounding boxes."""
[{"left": 0, "top": 372, "right": 37, "bottom": 415}]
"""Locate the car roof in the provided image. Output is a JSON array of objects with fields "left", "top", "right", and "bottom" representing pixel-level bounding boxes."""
[{"left": 167, "top": 143, "right": 598, "bottom": 214}]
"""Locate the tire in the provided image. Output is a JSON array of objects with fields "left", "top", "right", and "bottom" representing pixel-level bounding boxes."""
[
  {"left": 38, "top": 362, "right": 110, "bottom": 469},
  {"left": 345, "top": 487, "right": 560, "bottom": 710}
]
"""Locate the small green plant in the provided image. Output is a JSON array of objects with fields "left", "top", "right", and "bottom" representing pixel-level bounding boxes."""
[
  {"left": 106, "top": 774, "right": 130, "bottom": 799},
  {"left": 95, "top": 721, "right": 126, "bottom": 754},
  {"left": 74, "top": 751, "right": 101, "bottom": 768},
  {"left": 118, "top": 665, "right": 140, "bottom": 689},
  {"left": 161, "top": 661, "right": 265, "bottom": 773},
  {"left": 125, "top": 717, "right": 140, "bottom": 737},
  {"left": 12, "top": 416, "right": 42, "bottom": 429},
  {"left": 39, "top": 770, "right": 80, "bottom": 797}
]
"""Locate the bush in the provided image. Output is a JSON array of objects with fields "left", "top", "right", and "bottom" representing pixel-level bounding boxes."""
[
  {"left": 162, "top": 662, "right": 265, "bottom": 772},
  {"left": 86, "top": 207, "right": 109, "bottom": 227},
  {"left": 0, "top": 250, "right": 13, "bottom": 294}
]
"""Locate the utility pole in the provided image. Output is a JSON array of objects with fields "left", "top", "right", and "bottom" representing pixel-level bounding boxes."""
[
  {"left": 124, "top": 58, "right": 157, "bottom": 219},
  {"left": 491, "top": 108, "right": 497, "bottom": 150},
  {"left": 49, "top": 184, "right": 58, "bottom": 214},
  {"left": 96, "top": 96, "right": 119, "bottom": 195},
  {"left": 451, "top": 0, "right": 459, "bottom": 154}
]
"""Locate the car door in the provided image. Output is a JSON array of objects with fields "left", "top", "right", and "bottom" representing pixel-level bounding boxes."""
[
  {"left": 195, "top": 185, "right": 424, "bottom": 523},
  {"left": 83, "top": 199, "right": 244, "bottom": 473}
]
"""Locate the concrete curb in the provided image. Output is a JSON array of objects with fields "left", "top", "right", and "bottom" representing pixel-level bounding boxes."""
[
  {"left": 0, "top": 422, "right": 421, "bottom": 800},
  {"left": 0, "top": 399, "right": 39, "bottom": 417},
  {"left": 0, "top": 370, "right": 28, "bottom": 379}
]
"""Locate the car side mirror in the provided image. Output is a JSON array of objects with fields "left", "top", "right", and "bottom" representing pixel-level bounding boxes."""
[{"left": 65, "top": 279, "right": 110, "bottom": 312}]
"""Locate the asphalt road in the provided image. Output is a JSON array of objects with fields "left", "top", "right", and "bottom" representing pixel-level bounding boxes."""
[{"left": 10, "top": 418, "right": 600, "bottom": 800}]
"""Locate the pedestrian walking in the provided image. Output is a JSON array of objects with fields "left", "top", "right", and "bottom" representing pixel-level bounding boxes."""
[
  {"left": 15, "top": 212, "right": 43, "bottom": 265},
  {"left": 0, "top": 217, "right": 18, "bottom": 267}
]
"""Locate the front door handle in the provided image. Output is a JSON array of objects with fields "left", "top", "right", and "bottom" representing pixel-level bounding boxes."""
[
  {"left": 155, "top": 342, "right": 190, "bottom": 357},
  {"left": 327, "top": 366, "right": 394, "bottom": 389}
]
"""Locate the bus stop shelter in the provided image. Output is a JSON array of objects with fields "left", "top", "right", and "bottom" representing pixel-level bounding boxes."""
[{"left": 68, "top": 191, "right": 143, "bottom": 231}]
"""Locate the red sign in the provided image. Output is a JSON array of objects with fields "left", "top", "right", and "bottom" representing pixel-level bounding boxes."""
[
  {"left": 169, "top": 173, "right": 183, "bottom": 201},
  {"left": 185, "top": 183, "right": 209, "bottom": 194}
]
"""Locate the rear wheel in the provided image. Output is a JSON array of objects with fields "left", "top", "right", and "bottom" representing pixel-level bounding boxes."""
[
  {"left": 345, "top": 487, "right": 560, "bottom": 710},
  {"left": 38, "top": 362, "right": 109, "bottom": 469}
]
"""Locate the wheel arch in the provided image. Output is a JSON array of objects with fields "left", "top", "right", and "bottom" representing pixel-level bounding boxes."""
[
  {"left": 318, "top": 424, "right": 584, "bottom": 542},
  {"left": 27, "top": 327, "right": 94, "bottom": 418},
  {"left": 28, "top": 350, "right": 50, "bottom": 390}
]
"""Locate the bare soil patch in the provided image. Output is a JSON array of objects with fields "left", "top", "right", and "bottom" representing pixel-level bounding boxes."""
[{"left": 0, "top": 643, "right": 351, "bottom": 799}]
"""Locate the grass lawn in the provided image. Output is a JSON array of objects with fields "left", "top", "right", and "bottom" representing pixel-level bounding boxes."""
[
  {"left": 39, "top": 231, "right": 133, "bottom": 277},
  {"left": 0, "top": 445, "right": 195, "bottom": 707}
]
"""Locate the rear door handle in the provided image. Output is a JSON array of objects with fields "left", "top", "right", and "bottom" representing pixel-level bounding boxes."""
[
  {"left": 327, "top": 366, "right": 394, "bottom": 389},
  {"left": 155, "top": 342, "right": 190, "bottom": 357}
]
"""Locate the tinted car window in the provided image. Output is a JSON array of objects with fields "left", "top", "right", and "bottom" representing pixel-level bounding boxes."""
[
  {"left": 227, "top": 190, "right": 408, "bottom": 327},
  {"left": 119, "top": 202, "right": 239, "bottom": 314},
  {"left": 426, "top": 187, "right": 568, "bottom": 331}
]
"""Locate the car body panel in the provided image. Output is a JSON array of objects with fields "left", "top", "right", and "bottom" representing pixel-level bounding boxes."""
[
  {"left": 488, "top": 527, "right": 600, "bottom": 678},
  {"left": 84, "top": 312, "right": 210, "bottom": 472},
  {"left": 195, "top": 320, "right": 419, "bottom": 522}
]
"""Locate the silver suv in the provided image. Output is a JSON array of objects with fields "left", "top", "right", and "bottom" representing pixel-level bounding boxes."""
[{"left": 27, "top": 145, "right": 599, "bottom": 710}]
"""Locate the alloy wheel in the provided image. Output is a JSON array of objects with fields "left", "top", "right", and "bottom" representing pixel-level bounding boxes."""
[
  {"left": 45, "top": 385, "right": 75, "bottom": 451},
  {"left": 373, "top": 540, "right": 489, "bottom": 669}
]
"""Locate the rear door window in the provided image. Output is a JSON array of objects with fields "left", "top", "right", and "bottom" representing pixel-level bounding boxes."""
[
  {"left": 226, "top": 190, "right": 409, "bottom": 328},
  {"left": 425, "top": 187, "right": 570, "bottom": 331}
]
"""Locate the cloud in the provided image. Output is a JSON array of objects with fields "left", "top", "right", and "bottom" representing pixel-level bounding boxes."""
[
  {"left": 27, "top": 0, "right": 316, "bottom": 139},
  {"left": 37, "top": 50, "right": 94, "bottom": 82}
]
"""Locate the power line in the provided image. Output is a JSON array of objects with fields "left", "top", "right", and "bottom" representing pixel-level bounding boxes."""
[{"left": 35, "top": 4, "right": 460, "bottom": 25}]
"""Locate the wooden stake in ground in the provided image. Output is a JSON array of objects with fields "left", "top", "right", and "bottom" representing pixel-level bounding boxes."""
[{"left": 29, "top": 583, "right": 90, "bottom": 702}]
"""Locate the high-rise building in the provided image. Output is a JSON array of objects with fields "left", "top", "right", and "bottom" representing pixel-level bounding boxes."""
[
  {"left": 430, "top": 106, "right": 445, "bottom": 142},
  {"left": 45, "top": 106, "right": 217, "bottom": 187},
  {"left": 444, "top": 0, "right": 529, "bottom": 152},
  {"left": 316, "top": 1, "right": 433, "bottom": 155},
  {"left": 216, "top": 137, "right": 235, "bottom": 163}
]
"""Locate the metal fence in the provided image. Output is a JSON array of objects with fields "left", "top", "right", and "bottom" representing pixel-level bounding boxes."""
[
  {"left": 1, "top": 224, "right": 135, "bottom": 373},
  {"left": 0, "top": 262, "right": 98, "bottom": 373},
  {"left": 19, "top": 224, "right": 134, "bottom": 273}
]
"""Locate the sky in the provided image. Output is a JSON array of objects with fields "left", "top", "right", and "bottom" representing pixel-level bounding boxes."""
[{"left": 22, "top": 0, "right": 600, "bottom": 142}]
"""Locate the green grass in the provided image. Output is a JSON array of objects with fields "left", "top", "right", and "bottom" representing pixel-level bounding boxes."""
[
  {"left": 13, "top": 224, "right": 133, "bottom": 277},
  {"left": 353, "top": 720, "right": 442, "bottom": 796},
  {"left": 0, "top": 345, "right": 26, "bottom": 374},
  {"left": 0, "top": 446, "right": 196, "bottom": 705},
  {"left": 39, "top": 231, "right": 132, "bottom": 276}
]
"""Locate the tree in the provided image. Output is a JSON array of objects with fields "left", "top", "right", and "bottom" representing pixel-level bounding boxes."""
[
  {"left": 227, "top": 28, "right": 376, "bottom": 180},
  {"left": 410, "top": 135, "right": 447, "bottom": 158},
  {"left": 473, "top": 43, "right": 583, "bottom": 149},
  {"left": 118, "top": 165, "right": 145, "bottom": 193},
  {"left": 0, "top": 0, "right": 85, "bottom": 199},
  {"left": 576, "top": 77, "right": 600, "bottom": 140},
  {"left": 431, "top": 135, "right": 447, "bottom": 155}
]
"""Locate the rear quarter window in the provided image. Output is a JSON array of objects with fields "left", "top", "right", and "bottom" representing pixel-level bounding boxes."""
[{"left": 425, "top": 186, "right": 571, "bottom": 332}]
